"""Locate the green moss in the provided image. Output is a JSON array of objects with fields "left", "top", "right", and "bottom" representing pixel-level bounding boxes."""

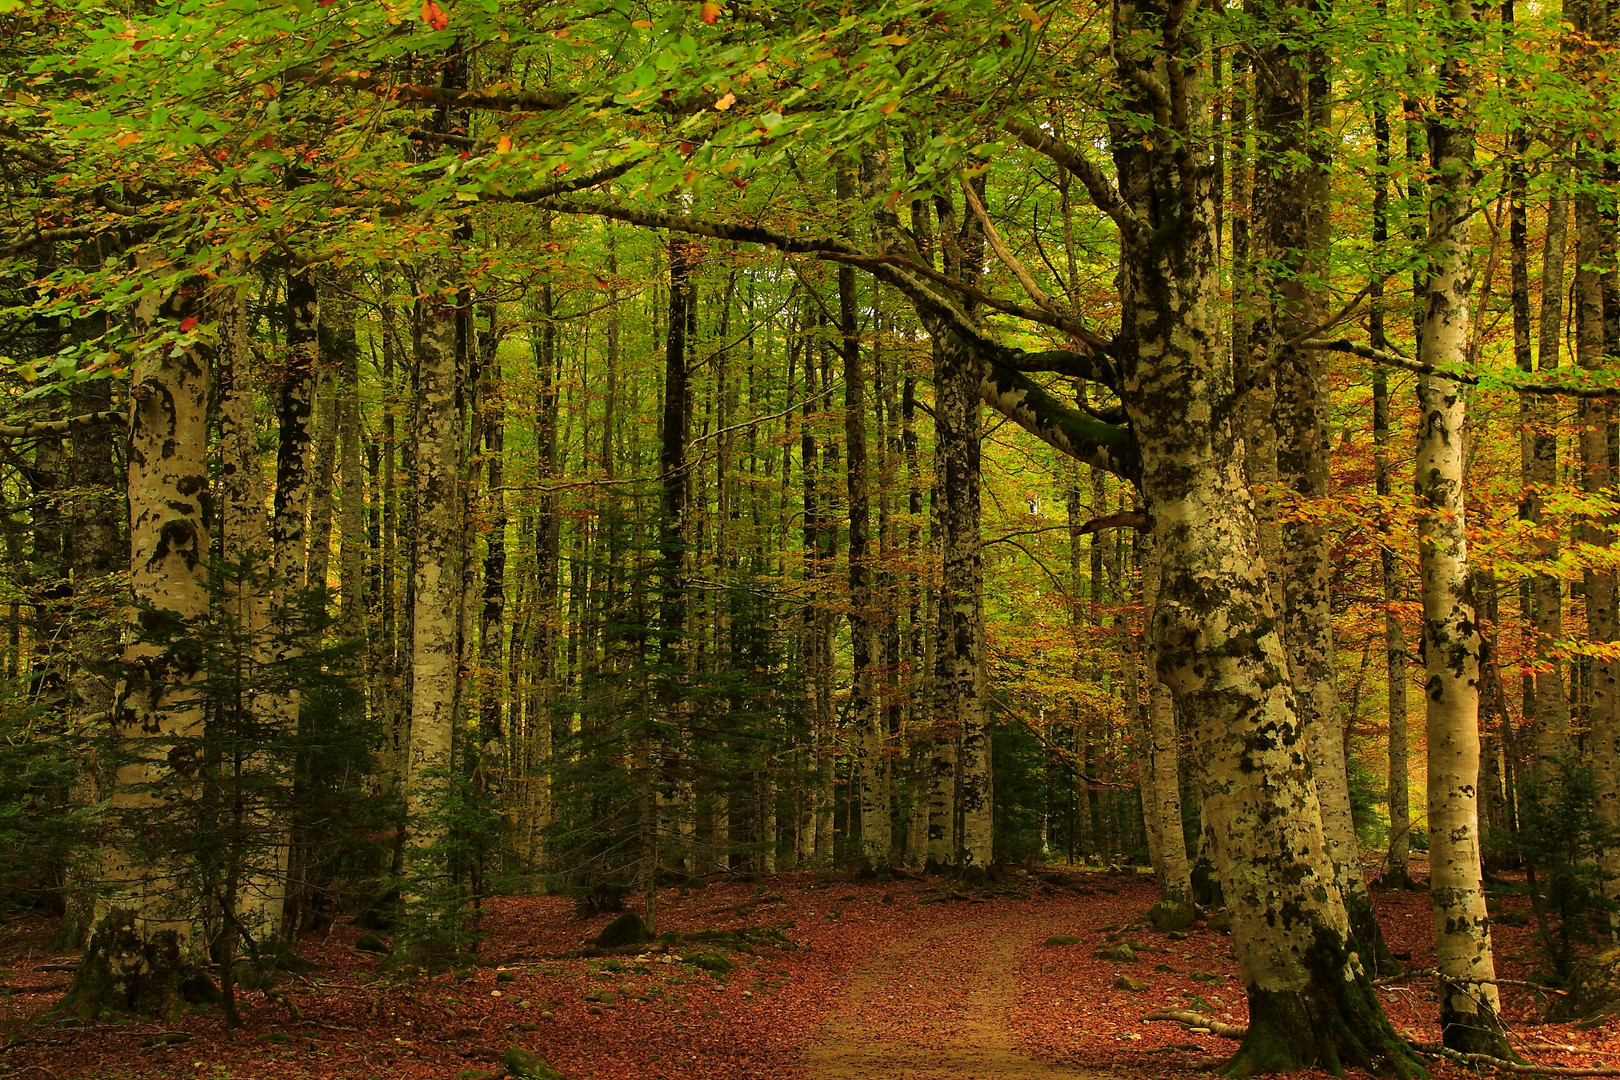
[
  {"left": 58, "top": 909, "right": 208, "bottom": 1023},
  {"left": 1221, "top": 924, "right": 1426, "bottom": 1079}
]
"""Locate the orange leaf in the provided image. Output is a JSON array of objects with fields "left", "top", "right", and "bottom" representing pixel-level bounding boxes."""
[
  {"left": 700, "top": 1, "right": 720, "bottom": 24},
  {"left": 421, "top": 1, "right": 448, "bottom": 30},
  {"left": 496, "top": 134, "right": 512, "bottom": 153}
]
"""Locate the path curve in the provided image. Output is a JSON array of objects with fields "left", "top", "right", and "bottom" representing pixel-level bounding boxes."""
[{"left": 804, "top": 907, "right": 1098, "bottom": 1079}]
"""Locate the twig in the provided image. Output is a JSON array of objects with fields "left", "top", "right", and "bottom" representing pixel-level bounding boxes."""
[
  {"left": 1373, "top": 967, "right": 1568, "bottom": 994},
  {"left": 1149, "top": 1011, "right": 1620, "bottom": 1076},
  {"left": 1409, "top": 1041, "right": 1620, "bottom": 1076}
]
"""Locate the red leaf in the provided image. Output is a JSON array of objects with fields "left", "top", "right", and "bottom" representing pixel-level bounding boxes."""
[{"left": 179, "top": 317, "right": 198, "bottom": 333}]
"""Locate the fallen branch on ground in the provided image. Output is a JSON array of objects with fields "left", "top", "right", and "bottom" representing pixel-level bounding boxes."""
[
  {"left": 1143, "top": 1010, "right": 1248, "bottom": 1040},
  {"left": 1408, "top": 1041, "right": 1620, "bottom": 1076},
  {"left": 1374, "top": 967, "right": 1567, "bottom": 994}
]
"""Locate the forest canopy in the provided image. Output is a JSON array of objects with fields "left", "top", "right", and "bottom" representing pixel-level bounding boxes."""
[{"left": 0, "top": 0, "right": 1618, "bottom": 1073}]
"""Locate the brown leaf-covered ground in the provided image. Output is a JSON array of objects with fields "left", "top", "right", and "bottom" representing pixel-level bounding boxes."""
[{"left": 0, "top": 862, "right": 1615, "bottom": 1079}]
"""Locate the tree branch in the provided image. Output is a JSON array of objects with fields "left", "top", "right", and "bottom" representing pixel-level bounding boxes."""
[
  {"left": 1004, "top": 119, "right": 1140, "bottom": 237},
  {"left": 1300, "top": 337, "right": 1620, "bottom": 398},
  {"left": 959, "top": 172, "right": 1070, "bottom": 323},
  {"left": 0, "top": 412, "right": 125, "bottom": 439}
]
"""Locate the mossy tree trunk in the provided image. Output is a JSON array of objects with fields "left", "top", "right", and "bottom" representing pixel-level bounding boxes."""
[
  {"left": 401, "top": 267, "right": 463, "bottom": 945},
  {"left": 66, "top": 269, "right": 213, "bottom": 1021}
]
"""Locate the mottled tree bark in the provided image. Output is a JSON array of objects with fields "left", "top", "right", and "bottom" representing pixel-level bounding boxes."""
[
  {"left": 1141, "top": 534, "right": 1191, "bottom": 899},
  {"left": 1105, "top": 0, "right": 1415, "bottom": 1069},
  {"left": 839, "top": 165, "right": 888, "bottom": 865},
  {"left": 66, "top": 272, "right": 211, "bottom": 1020},
  {"left": 1416, "top": 15, "right": 1511, "bottom": 1049},
  {"left": 1370, "top": 92, "right": 1413, "bottom": 890},
  {"left": 1253, "top": 0, "right": 1376, "bottom": 958},
  {"left": 402, "top": 271, "right": 462, "bottom": 927}
]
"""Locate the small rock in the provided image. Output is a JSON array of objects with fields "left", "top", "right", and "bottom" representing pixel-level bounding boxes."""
[
  {"left": 497, "top": 970, "right": 517, "bottom": 983},
  {"left": 504, "top": 1045, "right": 566, "bottom": 1079},
  {"left": 1154, "top": 963, "right": 1175, "bottom": 973},
  {"left": 1553, "top": 948, "right": 1620, "bottom": 1023},
  {"left": 582, "top": 990, "right": 618, "bottom": 1005},
  {"left": 1114, "top": 975, "right": 1150, "bottom": 992},
  {"left": 1146, "top": 899, "right": 1199, "bottom": 933},
  {"left": 595, "top": 911, "right": 650, "bottom": 950},
  {"left": 1190, "top": 971, "right": 1222, "bottom": 983},
  {"left": 685, "top": 951, "right": 736, "bottom": 975},
  {"left": 1206, "top": 911, "right": 1232, "bottom": 934},
  {"left": 1095, "top": 943, "right": 1139, "bottom": 962},
  {"left": 141, "top": 1032, "right": 192, "bottom": 1048},
  {"left": 355, "top": 933, "right": 391, "bottom": 954},
  {"left": 1044, "top": 935, "right": 1081, "bottom": 947}
]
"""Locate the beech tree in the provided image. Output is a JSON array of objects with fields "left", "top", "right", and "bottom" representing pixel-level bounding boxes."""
[{"left": 2, "top": 0, "right": 1619, "bottom": 1073}]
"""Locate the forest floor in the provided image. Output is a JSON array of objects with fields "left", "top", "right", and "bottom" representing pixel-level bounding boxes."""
[{"left": 0, "top": 861, "right": 1617, "bottom": 1079}]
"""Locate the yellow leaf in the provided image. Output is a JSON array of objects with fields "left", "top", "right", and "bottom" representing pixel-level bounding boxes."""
[
  {"left": 714, "top": 91, "right": 736, "bottom": 111},
  {"left": 879, "top": 32, "right": 908, "bottom": 45},
  {"left": 496, "top": 134, "right": 512, "bottom": 153},
  {"left": 879, "top": 100, "right": 897, "bottom": 114},
  {"left": 632, "top": 18, "right": 652, "bottom": 26},
  {"left": 1019, "top": 2, "right": 1046, "bottom": 23}
]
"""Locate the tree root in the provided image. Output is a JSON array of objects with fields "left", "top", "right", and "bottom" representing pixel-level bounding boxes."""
[{"left": 1146, "top": 1012, "right": 1620, "bottom": 1076}]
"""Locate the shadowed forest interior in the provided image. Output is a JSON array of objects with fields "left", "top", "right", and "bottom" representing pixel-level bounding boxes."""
[{"left": 4, "top": 0, "right": 1620, "bottom": 1075}]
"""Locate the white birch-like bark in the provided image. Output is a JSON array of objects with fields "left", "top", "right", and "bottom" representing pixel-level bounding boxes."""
[
  {"left": 70, "top": 271, "right": 211, "bottom": 1016},
  {"left": 403, "top": 274, "right": 462, "bottom": 912},
  {"left": 1141, "top": 535, "right": 1191, "bottom": 898},
  {"left": 1415, "top": 15, "right": 1510, "bottom": 1048}
]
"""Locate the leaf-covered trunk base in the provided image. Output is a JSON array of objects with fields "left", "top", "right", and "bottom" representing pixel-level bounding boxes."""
[
  {"left": 59, "top": 909, "right": 216, "bottom": 1022},
  {"left": 1223, "top": 930, "right": 1426, "bottom": 1078},
  {"left": 1440, "top": 996, "right": 1515, "bottom": 1058}
]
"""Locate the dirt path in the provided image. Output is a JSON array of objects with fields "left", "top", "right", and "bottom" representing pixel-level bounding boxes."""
[{"left": 804, "top": 907, "right": 1097, "bottom": 1079}]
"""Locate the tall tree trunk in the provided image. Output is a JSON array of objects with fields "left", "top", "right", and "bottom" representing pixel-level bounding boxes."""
[
  {"left": 1101, "top": 0, "right": 1415, "bottom": 1068},
  {"left": 1575, "top": 113, "right": 1620, "bottom": 907},
  {"left": 1416, "top": 13, "right": 1511, "bottom": 1050},
  {"left": 329, "top": 282, "right": 365, "bottom": 640},
  {"left": 656, "top": 235, "right": 693, "bottom": 883},
  {"left": 306, "top": 352, "right": 339, "bottom": 598},
  {"left": 402, "top": 271, "right": 463, "bottom": 943},
  {"left": 1141, "top": 534, "right": 1191, "bottom": 898},
  {"left": 478, "top": 305, "right": 507, "bottom": 757},
  {"left": 66, "top": 271, "right": 211, "bottom": 1019},
  {"left": 1526, "top": 7, "right": 1573, "bottom": 779},
  {"left": 1255, "top": 0, "right": 1376, "bottom": 959},
  {"left": 1370, "top": 88, "right": 1413, "bottom": 891},
  {"left": 839, "top": 167, "right": 888, "bottom": 865}
]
